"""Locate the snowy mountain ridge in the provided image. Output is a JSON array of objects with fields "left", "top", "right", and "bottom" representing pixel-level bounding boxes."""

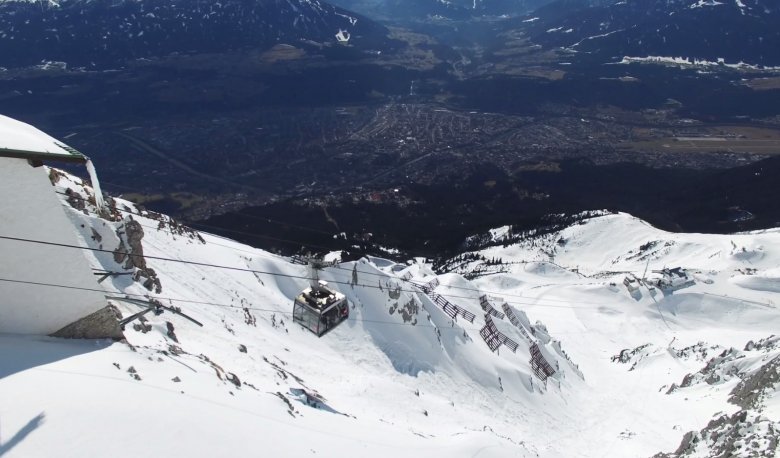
[
  {"left": 1, "top": 167, "right": 779, "bottom": 457},
  {"left": 327, "top": 0, "right": 556, "bottom": 20},
  {"left": 0, "top": 0, "right": 388, "bottom": 70},
  {"left": 521, "top": 0, "right": 780, "bottom": 66}
]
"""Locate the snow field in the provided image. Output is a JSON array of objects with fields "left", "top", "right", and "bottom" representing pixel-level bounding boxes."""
[{"left": 2, "top": 175, "right": 779, "bottom": 457}]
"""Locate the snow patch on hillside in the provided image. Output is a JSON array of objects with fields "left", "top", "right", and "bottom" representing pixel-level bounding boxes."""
[{"left": 619, "top": 55, "right": 780, "bottom": 71}]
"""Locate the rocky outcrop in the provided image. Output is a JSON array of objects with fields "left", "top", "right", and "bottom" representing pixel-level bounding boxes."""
[
  {"left": 64, "top": 188, "right": 86, "bottom": 212},
  {"left": 388, "top": 298, "right": 419, "bottom": 325},
  {"left": 655, "top": 337, "right": 780, "bottom": 458},
  {"left": 729, "top": 355, "right": 780, "bottom": 411},
  {"left": 50, "top": 305, "right": 124, "bottom": 340},
  {"left": 113, "top": 217, "right": 162, "bottom": 293},
  {"left": 652, "top": 410, "right": 779, "bottom": 458}
]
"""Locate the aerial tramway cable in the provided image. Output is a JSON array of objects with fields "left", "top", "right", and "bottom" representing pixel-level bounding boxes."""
[
  {"left": 0, "top": 234, "right": 614, "bottom": 311},
  {"left": 54, "top": 189, "right": 614, "bottom": 306},
  {"left": 0, "top": 273, "right": 733, "bottom": 333}
]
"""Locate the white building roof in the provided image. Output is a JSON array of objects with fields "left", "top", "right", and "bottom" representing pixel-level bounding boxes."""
[{"left": 0, "top": 114, "right": 86, "bottom": 162}]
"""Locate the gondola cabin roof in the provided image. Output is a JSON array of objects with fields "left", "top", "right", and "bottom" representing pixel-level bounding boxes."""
[
  {"left": 0, "top": 114, "right": 86, "bottom": 163},
  {"left": 295, "top": 281, "right": 346, "bottom": 314}
]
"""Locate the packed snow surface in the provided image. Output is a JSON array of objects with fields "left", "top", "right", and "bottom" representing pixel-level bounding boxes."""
[
  {"left": 1, "top": 173, "right": 779, "bottom": 457},
  {"left": 0, "top": 114, "right": 81, "bottom": 158}
]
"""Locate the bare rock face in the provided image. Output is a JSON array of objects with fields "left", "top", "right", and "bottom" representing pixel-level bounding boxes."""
[
  {"left": 114, "top": 219, "right": 146, "bottom": 269},
  {"left": 48, "top": 167, "right": 65, "bottom": 185},
  {"left": 653, "top": 410, "right": 780, "bottom": 458},
  {"left": 64, "top": 188, "right": 86, "bottom": 212},
  {"left": 113, "top": 217, "right": 162, "bottom": 293},
  {"left": 50, "top": 305, "right": 124, "bottom": 340},
  {"left": 729, "top": 355, "right": 780, "bottom": 411},
  {"left": 655, "top": 341, "right": 780, "bottom": 458},
  {"left": 166, "top": 321, "right": 179, "bottom": 343},
  {"left": 388, "top": 298, "right": 419, "bottom": 325}
]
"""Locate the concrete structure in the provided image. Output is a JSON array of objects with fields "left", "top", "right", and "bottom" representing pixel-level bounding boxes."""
[{"left": 0, "top": 114, "right": 112, "bottom": 336}]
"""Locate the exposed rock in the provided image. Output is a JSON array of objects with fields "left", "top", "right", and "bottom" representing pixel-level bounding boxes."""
[
  {"left": 672, "top": 342, "right": 721, "bottom": 362},
  {"left": 745, "top": 335, "right": 780, "bottom": 353},
  {"left": 654, "top": 410, "right": 780, "bottom": 458},
  {"left": 729, "top": 355, "right": 780, "bottom": 411},
  {"left": 657, "top": 337, "right": 780, "bottom": 457},
  {"left": 166, "top": 321, "right": 179, "bottom": 343},
  {"left": 243, "top": 307, "right": 256, "bottom": 326},
  {"left": 200, "top": 354, "right": 226, "bottom": 381},
  {"left": 113, "top": 216, "right": 162, "bottom": 293},
  {"left": 274, "top": 392, "right": 297, "bottom": 417},
  {"left": 114, "top": 219, "right": 145, "bottom": 269},
  {"left": 103, "top": 196, "right": 123, "bottom": 222},
  {"left": 50, "top": 305, "right": 124, "bottom": 340},
  {"left": 226, "top": 372, "right": 241, "bottom": 388},
  {"left": 652, "top": 431, "right": 697, "bottom": 458},
  {"left": 612, "top": 343, "right": 651, "bottom": 365},
  {"left": 48, "top": 167, "right": 65, "bottom": 185},
  {"left": 135, "top": 206, "right": 205, "bottom": 243},
  {"left": 399, "top": 298, "right": 419, "bottom": 324},
  {"left": 127, "top": 366, "right": 141, "bottom": 381},
  {"left": 388, "top": 298, "right": 418, "bottom": 325},
  {"left": 132, "top": 316, "right": 152, "bottom": 333},
  {"left": 90, "top": 228, "right": 102, "bottom": 243},
  {"left": 64, "top": 188, "right": 86, "bottom": 211},
  {"left": 675, "top": 347, "right": 744, "bottom": 390}
]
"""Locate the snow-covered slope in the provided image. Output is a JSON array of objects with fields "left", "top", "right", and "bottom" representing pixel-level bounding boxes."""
[
  {"left": 1, "top": 173, "right": 779, "bottom": 457},
  {"left": 518, "top": 0, "right": 780, "bottom": 67},
  {"left": 447, "top": 211, "right": 780, "bottom": 455},
  {"left": 328, "top": 0, "right": 555, "bottom": 20},
  {"left": 0, "top": 0, "right": 390, "bottom": 70},
  {"left": 0, "top": 114, "right": 82, "bottom": 159}
]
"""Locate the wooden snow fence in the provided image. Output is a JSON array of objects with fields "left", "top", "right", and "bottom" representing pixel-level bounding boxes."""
[
  {"left": 479, "top": 314, "right": 503, "bottom": 352},
  {"left": 419, "top": 277, "right": 440, "bottom": 294},
  {"left": 459, "top": 308, "right": 477, "bottom": 323},
  {"left": 529, "top": 343, "right": 556, "bottom": 382},
  {"left": 412, "top": 278, "right": 476, "bottom": 323},
  {"left": 425, "top": 292, "right": 476, "bottom": 323},
  {"left": 499, "top": 334, "right": 520, "bottom": 353},
  {"left": 479, "top": 295, "right": 505, "bottom": 320},
  {"left": 430, "top": 292, "right": 459, "bottom": 319},
  {"left": 478, "top": 313, "right": 519, "bottom": 353},
  {"left": 501, "top": 303, "right": 534, "bottom": 345}
]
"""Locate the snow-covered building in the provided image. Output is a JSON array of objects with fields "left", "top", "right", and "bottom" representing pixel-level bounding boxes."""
[
  {"left": 0, "top": 114, "right": 118, "bottom": 338},
  {"left": 623, "top": 275, "right": 641, "bottom": 293},
  {"left": 650, "top": 267, "right": 695, "bottom": 291}
]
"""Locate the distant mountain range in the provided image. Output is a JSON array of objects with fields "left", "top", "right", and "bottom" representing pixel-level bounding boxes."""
[
  {"left": 327, "top": 0, "right": 556, "bottom": 21},
  {"left": 519, "top": 0, "right": 780, "bottom": 66},
  {"left": 0, "top": 0, "right": 393, "bottom": 70},
  {"left": 4, "top": 0, "right": 776, "bottom": 72}
]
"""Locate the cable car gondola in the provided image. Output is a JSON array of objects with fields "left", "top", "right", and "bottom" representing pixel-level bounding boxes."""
[{"left": 292, "top": 259, "right": 348, "bottom": 337}]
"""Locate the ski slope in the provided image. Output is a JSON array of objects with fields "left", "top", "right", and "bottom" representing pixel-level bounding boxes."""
[{"left": 1, "top": 173, "right": 779, "bottom": 457}]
